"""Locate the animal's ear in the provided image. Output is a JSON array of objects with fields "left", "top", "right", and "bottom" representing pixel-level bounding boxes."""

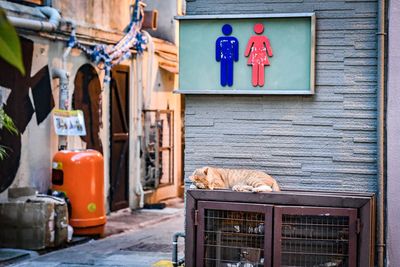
[{"left": 203, "top": 167, "right": 209, "bottom": 175}]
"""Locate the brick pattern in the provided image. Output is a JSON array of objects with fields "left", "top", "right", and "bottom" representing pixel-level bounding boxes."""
[{"left": 184, "top": 0, "right": 378, "bottom": 192}]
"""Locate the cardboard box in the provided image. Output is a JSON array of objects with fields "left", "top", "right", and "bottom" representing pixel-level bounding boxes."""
[
  {"left": 52, "top": 198, "right": 68, "bottom": 247},
  {"left": 0, "top": 195, "right": 68, "bottom": 250},
  {"left": 0, "top": 201, "right": 54, "bottom": 250}
]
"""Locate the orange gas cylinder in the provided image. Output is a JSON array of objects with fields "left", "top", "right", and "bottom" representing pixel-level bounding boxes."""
[{"left": 51, "top": 149, "right": 106, "bottom": 235}]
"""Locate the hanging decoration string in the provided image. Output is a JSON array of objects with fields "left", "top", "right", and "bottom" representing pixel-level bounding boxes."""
[{"left": 66, "top": 0, "right": 147, "bottom": 84}]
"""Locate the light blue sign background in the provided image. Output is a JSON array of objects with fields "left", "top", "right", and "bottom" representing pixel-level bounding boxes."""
[{"left": 179, "top": 16, "right": 314, "bottom": 94}]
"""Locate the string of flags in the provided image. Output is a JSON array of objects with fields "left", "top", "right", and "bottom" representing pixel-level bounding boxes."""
[{"left": 66, "top": 0, "right": 147, "bottom": 84}]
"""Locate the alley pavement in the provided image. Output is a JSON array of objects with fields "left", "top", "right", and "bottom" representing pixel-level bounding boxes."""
[{"left": 8, "top": 199, "right": 185, "bottom": 267}]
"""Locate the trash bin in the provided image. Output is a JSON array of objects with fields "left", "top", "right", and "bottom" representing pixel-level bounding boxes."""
[{"left": 51, "top": 149, "right": 106, "bottom": 235}]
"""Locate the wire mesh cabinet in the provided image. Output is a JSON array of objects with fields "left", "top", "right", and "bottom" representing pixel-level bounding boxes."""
[
  {"left": 273, "top": 206, "right": 358, "bottom": 267},
  {"left": 197, "top": 201, "right": 273, "bottom": 267},
  {"left": 185, "top": 189, "right": 375, "bottom": 267}
]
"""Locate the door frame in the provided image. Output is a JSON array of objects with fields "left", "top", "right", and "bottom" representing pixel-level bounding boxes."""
[{"left": 109, "top": 65, "right": 130, "bottom": 211}]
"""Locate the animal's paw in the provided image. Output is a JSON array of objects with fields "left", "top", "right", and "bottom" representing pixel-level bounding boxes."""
[
  {"left": 252, "top": 185, "right": 273, "bottom": 193},
  {"left": 232, "top": 185, "right": 253, "bottom": 192},
  {"left": 194, "top": 182, "right": 206, "bottom": 189},
  {"left": 189, "top": 184, "right": 197, "bottom": 189}
]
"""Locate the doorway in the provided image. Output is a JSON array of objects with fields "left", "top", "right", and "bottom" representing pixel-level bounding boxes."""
[
  {"left": 109, "top": 65, "right": 130, "bottom": 211},
  {"left": 72, "top": 64, "right": 103, "bottom": 153}
]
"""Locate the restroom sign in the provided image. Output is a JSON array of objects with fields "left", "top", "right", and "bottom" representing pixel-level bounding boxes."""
[{"left": 176, "top": 13, "right": 315, "bottom": 95}]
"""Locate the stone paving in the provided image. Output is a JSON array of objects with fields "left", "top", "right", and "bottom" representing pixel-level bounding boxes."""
[{"left": 8, "top": 200, "right": 185, "bottom": 267}]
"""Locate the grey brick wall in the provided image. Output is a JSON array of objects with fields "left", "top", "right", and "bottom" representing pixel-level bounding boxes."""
[{"left": 184, "top": 0, "right": 378, "bottom": 192}]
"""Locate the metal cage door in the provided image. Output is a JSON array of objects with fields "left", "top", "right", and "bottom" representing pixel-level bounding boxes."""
[
  {"left": 273, "top": 206, "right": 358, "bottom": 267},
  {"left": 196, "top": 201, "right": 273, "bottom": 267}
]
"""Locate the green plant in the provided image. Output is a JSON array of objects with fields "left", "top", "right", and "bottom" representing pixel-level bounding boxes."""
[
  {"left": 0, "top": 109, "right": 18, "bottom": 159},
  {"left": 0, "top": 8, "right": 24, "bottom": 75},
  {"left": 0, "top": 7, "right": 23, "bottom": 159}
]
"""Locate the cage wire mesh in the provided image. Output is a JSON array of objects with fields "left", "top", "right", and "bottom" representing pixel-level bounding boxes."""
[
  {"left": 281, "top": 214, "right": 350, "bottom": 267},
  {"left": 204, "top": 209, "right": 265, "bottom": 267}
]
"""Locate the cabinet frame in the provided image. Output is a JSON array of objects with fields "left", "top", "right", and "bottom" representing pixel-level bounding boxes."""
[{"left": 185, "top": 189, "right": 375, "bottom": 267}]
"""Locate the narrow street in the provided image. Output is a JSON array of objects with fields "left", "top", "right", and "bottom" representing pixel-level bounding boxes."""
[
  {"left": 1, "top": 0, "right": 399, "bottom": 265},
  {"left": 9, "top": 200, "right": 184, "bottom": 267}
]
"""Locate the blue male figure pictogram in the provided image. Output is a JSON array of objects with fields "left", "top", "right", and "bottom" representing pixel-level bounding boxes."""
[{"left": 216, "top": 24, "right": 239, "bottom": 87}]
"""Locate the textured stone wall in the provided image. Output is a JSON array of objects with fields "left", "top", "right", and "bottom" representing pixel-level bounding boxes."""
[{"left": 184, "top": 0, "right": 378, "bottom": 192}]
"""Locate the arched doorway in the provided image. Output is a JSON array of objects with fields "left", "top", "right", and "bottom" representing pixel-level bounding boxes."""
[{"left": 72, "top": 64, "right": 103, "bottom": 153}]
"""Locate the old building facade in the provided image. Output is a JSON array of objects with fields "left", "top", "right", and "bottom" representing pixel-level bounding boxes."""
[{"left": 0, "top": 0, "right": 184, "bottom": 212}]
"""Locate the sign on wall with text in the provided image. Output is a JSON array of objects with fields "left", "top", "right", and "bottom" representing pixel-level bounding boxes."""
[
  {"left": 176, "top": 13, "right": 316, "bottom": 95},
  {"left": 53, "top": 109, "right": 86, "bottom": 136}
]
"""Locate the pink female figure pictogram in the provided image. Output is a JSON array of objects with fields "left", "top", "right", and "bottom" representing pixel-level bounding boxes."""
[{"left": 244, "top": 23, "right": 273, "bottom": 87}]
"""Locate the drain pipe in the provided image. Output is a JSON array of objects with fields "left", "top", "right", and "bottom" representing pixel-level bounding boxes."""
[
  {"left": 172, "top": 232, "right": 185, "bottom": 267},
  {"left": 62, "top": 19, "right": 76, "bottom": 70},
  {"left": 135, "top": 54, "right": 145, "bottom": 208},
  {"left": 52, "top": 68, "right": 69, "bottom": 150},
  {"left": 142, "top": 31, "right": 154, "bottom": 109},
  {"left": 7, "top": 6, "right": 61, "bottom": 32},
  {"left": 52, "top": 20, "right": 75, "bottom": 150},
  {"left": 131, "top": 0, "right": 145, "bottom": 208},
  {"left": 377, "top": 0, "right": 386, "bottom": 266}
]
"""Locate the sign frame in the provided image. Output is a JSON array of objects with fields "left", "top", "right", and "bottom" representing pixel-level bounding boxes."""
[{"left": 175, "top": 13, "right": 316, "bottom": 95}]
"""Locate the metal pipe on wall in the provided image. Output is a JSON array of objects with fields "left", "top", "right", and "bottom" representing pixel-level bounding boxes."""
[
  {"left": 7, "top": 6, "right": 61, "bottom": 32},
  {"left": 133, "top": 0, "right": 145, "bottom": 208},
  {"left": 135, "top": 54, "right": 145, "bottom": 208},
  {"left": 62, "top": 19, "right": 76, "bottom": 71},
  {"left": 52, "top": 69, "right": 69, "bottom": 110},
  {"left": 377, "top": 0, "right": 386, "bottom": 266},
  {"left": 172, "top": 232, "right": 185, "bottom": 267},
  {"left": 8, "top": 4, "right": 72, "bottom": 150},
  {"left": 142, "top": 30, "right": 154, "bottom": 109},
  {"left": 52, "top": 68, "right": 69, "bottom": 150}
]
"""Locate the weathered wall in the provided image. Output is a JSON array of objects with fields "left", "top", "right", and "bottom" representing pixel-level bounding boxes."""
[
  {"left": 0, "top": 0, "right": 181, "bottom": 209},
  {"left": 140, "top": 50, "right": 182, "bottom": 203},
  {"left": 0, "top": 0, "right": 125, "bottom": 210},
  {"left": 0, "top": 37, "right": 106, "bottom": 194},
  {"left": 387, "top": 0, "right": 400, "bottom": 265},
  {"left": 144, "top": 0, "right": 178, "bottom": 43},
  {"left": 53, "top": 0, "right": 131, "bottom": 33},
  {"left": 184, "top": 0, "right": 378, "bottom": 192}
]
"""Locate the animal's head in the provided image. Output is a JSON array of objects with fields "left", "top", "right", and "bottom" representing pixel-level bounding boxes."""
[
  {"left": 190, "top": 167, "right": 210, "bottom": 189},
  {"left": 190, "top": 167, "right": 225, "bottom": 190}
]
